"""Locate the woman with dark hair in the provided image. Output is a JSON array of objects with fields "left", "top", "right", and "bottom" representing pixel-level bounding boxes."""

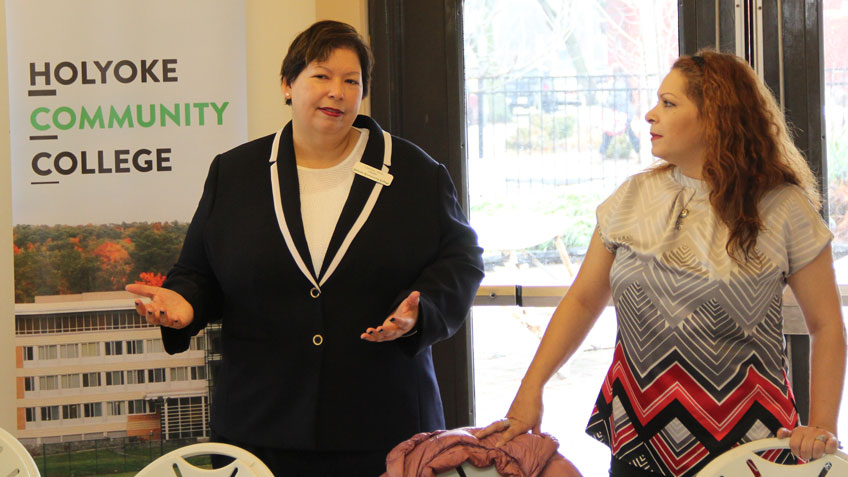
[
  {"left": 126, "top": 20, "right": 484, "bottom": 475},
  {"left": 477, "top": 50, "right": 846, "bottom": 476}
]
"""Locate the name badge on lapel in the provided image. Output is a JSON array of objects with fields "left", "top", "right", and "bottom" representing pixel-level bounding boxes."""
[{"left": 353, "top": 162, "right": 393, "bottom": 186}]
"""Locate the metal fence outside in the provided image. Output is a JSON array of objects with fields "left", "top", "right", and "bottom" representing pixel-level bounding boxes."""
[{"left": 29, "top": 436, "right": 209, "bottom": 476}]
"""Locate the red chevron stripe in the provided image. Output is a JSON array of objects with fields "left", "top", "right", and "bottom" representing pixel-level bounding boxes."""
[
  {"left": 650, "top": 433, "right": 710, "bottom": 474},
  {"left": 600, "top": 343, "right": 798, "bottom": 440},
  {"left": 610, "top": 421, "right": 638, "bottom": 453}
]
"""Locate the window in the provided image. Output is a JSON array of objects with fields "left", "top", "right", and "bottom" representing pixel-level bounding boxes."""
[
  {"left": 24, "top": 377, "right": 35, "bottom": 391},
  {"left": 146, "top": 338, "right": 164, "bottom": 353},
  {"left": 190, "top": 336, "right": 206, "bottom": 351},
  {"left": 163, "top": 396, "right": 208, "bottom": 439},
  {"left": 462, "top": 2, "right": 679, "bottom": 475},
  {"left": 41, "top": 406, "right": 59, "bottom": 421},
  {"left": 105, "top": 341, "right": 123, "bottom": 356},
  {"left": 62, "top": 404, "right": 80, "bottom": 420},
  {"left": 170, "top": 367, "right": 188, "bottom": 382},
  {"left": 126, "top": 339, "right": 144, "bottom": 355},
  {"left": 84, "top": 402, "right": 102, "bottom": 418},
  {"left": 191, "top": 365, "right": 207, "bottom": 380},
  {"left": 105, "top": 371, "right": 124, "bottom": 386},
  {"left": 37, "top": 345, "right": 57, "bottom": 360},
  {"left": 22, "top": 346, "right": 33, "bottom": 361},
  {"left": 39, "top": 375, "right": 59, "bottom": 391},
  {"left": 107, "top": 401, "right": 124, "bottom": 416},
  {"left": 80, "top": 342, "right": 99, "bottom": 357},
  {"left": 128, "top": 399, "right": 147, "bottom": 415},
  {"left": 126, "top": 369, "right": 145, "bottom": 385},
  {"left": 148, "top": 368, "right": 165, "bottom": 383},
  {"left": 61, "top": 374, "right": 80, "bottom": 389},
  {"left": 82, "top": 372, "right": 101, "bottom": 388},
  {"left": 60, "top": 343, "right": 78, "bottom": 359},
  {"left": 25, "top": 407, "right": 36, "bottom": 422}
]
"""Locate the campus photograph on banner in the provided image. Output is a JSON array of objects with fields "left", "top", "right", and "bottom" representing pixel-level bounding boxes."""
[{"left": 6, "top": 0, "right": 247, "bottom": 303}]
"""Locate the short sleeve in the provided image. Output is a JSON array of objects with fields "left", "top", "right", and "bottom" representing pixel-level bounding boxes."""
[
  {"left": 596, "top": 176, "right": 635, "bottom": 253},
  {"left": 776, "top": 187, "right": 833, "bottom": 276}
]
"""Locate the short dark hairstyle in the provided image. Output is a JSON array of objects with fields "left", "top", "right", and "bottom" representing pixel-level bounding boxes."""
[{"left": 280, "top": 20, "right": 374, "bottom": 105}]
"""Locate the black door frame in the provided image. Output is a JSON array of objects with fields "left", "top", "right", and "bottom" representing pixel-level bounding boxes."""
[{"left": 369, "top": 0, "right": 474, "bottom": 428}]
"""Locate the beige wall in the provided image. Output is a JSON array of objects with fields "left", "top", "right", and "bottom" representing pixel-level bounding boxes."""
[
  {"left": 0, "top": 0, "right": 367, "bottom": 434},
  {"left": 1, "top": 0, "right": 15, "bottom": 434},
  {"left": 246, "top": 0, "right": 369, "bottom": 139}
]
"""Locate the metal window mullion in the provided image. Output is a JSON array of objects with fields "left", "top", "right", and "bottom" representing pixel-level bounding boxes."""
[
  {"left": 754, "top": 0, "right": 765, "bottom": 79},
  {"left": 735, "top": 0, "right": 746, "bottom": 58}
]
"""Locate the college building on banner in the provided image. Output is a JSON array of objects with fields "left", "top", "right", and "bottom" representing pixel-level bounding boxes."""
[{"left": 13, "top": 291, "right": 221, "bottom": 446}]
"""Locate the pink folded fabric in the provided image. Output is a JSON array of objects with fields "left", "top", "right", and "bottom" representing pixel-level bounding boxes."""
[{"left": 382, "top": 427, "right": 582, "bottom": 477}]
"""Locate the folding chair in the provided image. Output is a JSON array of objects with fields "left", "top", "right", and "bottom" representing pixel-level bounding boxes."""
[
  {"left": 437, "top": 462, "right": 502, "bottom": 476},
  {"left": 136, "top": 441, "right": 274, "bottom": 477},
  {"left": 0, "top": 427, "right": 40, "bottom": 477},
  {"left": 696, "top": 437, "right": 848, "bottom": 476}
]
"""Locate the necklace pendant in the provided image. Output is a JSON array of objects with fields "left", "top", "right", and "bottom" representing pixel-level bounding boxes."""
[{"left": 675, "top": 209, "right": 689, "bottom": 230}]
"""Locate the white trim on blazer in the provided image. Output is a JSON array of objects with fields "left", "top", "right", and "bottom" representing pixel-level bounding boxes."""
[{"left": 268, "top": 128, "right": 393, "bottom": 292}]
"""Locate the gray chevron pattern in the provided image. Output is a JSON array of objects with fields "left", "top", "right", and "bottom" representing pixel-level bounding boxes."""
[
  {"left": 598, "top": 169, "right": 831, "bottom": 395},
  {"left": 660, "top": 418, "right": 698, "bottom": 454},
  {"left": 614, "top": 255, "right": 787, "bottom": 393},
  {"left": 743, "top": 420, "right": 773, "bottom": 442},
  {"left": 588, "top": 168, "right": 832, "bottom": 475}
]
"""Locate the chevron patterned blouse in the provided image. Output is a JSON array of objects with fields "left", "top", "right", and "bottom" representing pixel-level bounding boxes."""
[{"left": 586, "top": 166, "right": 832, "bottom": 476}]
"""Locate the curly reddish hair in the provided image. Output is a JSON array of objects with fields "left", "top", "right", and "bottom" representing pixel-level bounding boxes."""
[{"left": 657, "top": 50, "right": 820, "bottom": 260}]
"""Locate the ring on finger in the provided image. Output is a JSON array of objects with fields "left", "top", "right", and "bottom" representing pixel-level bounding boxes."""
[
  {"left": 815, "top": 434, "right": 829, "bottom": 444},
  {"left": 500, "top": 418, "right": 511, "bottom": 429}
]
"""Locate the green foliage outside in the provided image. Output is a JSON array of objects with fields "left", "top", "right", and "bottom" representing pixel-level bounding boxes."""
[
  {"left": 32, "top": 437, "right": 210, "bottom": 476},
  {"left": 507, "top": 114, "right": 576, "bottom": 153},
  {"left": 601, "top": 134, "right": 635, "bottom": 159},
  {"left": 827, "top": 117, "right": 848, "bottom": 245},
  {"left": 472, "top": 190, "right": 600, "bottom": 251},
  {"left": 13, "top": 222, "right": 187, "bottom": 303}
]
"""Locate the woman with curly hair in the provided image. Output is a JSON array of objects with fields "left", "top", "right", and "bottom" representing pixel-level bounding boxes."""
[{"left": 477, "top": 50, "right": 846, "bottom": 476}]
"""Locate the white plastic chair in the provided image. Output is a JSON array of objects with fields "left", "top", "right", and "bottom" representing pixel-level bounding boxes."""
[
  {"left": 696, "top": 437, "right": 848, "bottom": 476},
  {"left": 436, "top": 462, "right": 502, "bottom": 476},
  {"left": 0, "top": 427, "right": 40, "bottom": 477},
  {"left": 136, "top": 441, "right": 274, "bottom": 477}
]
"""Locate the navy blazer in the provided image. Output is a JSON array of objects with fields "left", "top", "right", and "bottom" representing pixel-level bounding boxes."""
[{"left": 161, "top": 115, "right": 484, "bottom": 451}]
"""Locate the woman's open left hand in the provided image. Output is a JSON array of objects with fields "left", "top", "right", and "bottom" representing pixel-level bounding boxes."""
[
  {"left": 474, "top": 386, "right": 543, "bottom": 447},
  {"left": 777, "top": 425, "right": 840, "bottom": 460},
  {"left": 125, "top": 283, "right": 194, "bottom": 329},
  {"left": 360, "top": 291, "right": 420, "bottom": 342}
]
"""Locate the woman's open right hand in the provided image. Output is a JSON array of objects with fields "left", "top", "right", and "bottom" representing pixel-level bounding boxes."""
[
  {"left": 125, "top": 283, "right": 194, "bottom": 329},
  {"left": 473, "top": 386, "right": 544, "bottom": 447}
]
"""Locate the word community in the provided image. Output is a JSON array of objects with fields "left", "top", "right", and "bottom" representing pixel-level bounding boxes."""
[{"left": 31, "top": 102, "right": 230, "bottom": 131}]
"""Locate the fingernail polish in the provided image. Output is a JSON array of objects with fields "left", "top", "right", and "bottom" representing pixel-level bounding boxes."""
[
  {"left": 389, "top": 318, "right": 396, "bottom": 322},
  {"left": 368, "top": 331, "right": 373, "bottom": 335},
  {"left": 146, "top": 310, "right": 152, "bottom": 315},
  {"left": 378, "top": 329, "right": 383, "bottom": 333},
  {"left": 159, "top": 310, "right": 165, "bottom": 315}
]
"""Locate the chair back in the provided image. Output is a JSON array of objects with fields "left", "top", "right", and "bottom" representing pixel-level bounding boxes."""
[
  {"left": 0, "top": 427, "right": 40, "bottom": 477},
  {"left": 696, "top": 437, "right": 848, "bottom": 476},
  {"left": 136, "top": 441, "right": 274, "bottom": 477},
  {"left": 436, "top": 462, "right": 502, "bottom": 476}
]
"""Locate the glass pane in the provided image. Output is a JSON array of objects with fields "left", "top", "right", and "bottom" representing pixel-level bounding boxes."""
[
  {"left": 823, "top": 0, "right": 848, "bottom": 439},
  {"left": 464, "top": 1, "right": 678, "bottom": 475},
  {"left": 465, "top": 0, "right": 678, "bottom": 286},
  {"left": 826, "top": 1, "right": 848, "bottom": 267}
]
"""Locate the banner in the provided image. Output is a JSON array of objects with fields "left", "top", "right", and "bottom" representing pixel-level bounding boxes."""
[{"left": 6, "top": 0, "right": 247, "bottom": 301}]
